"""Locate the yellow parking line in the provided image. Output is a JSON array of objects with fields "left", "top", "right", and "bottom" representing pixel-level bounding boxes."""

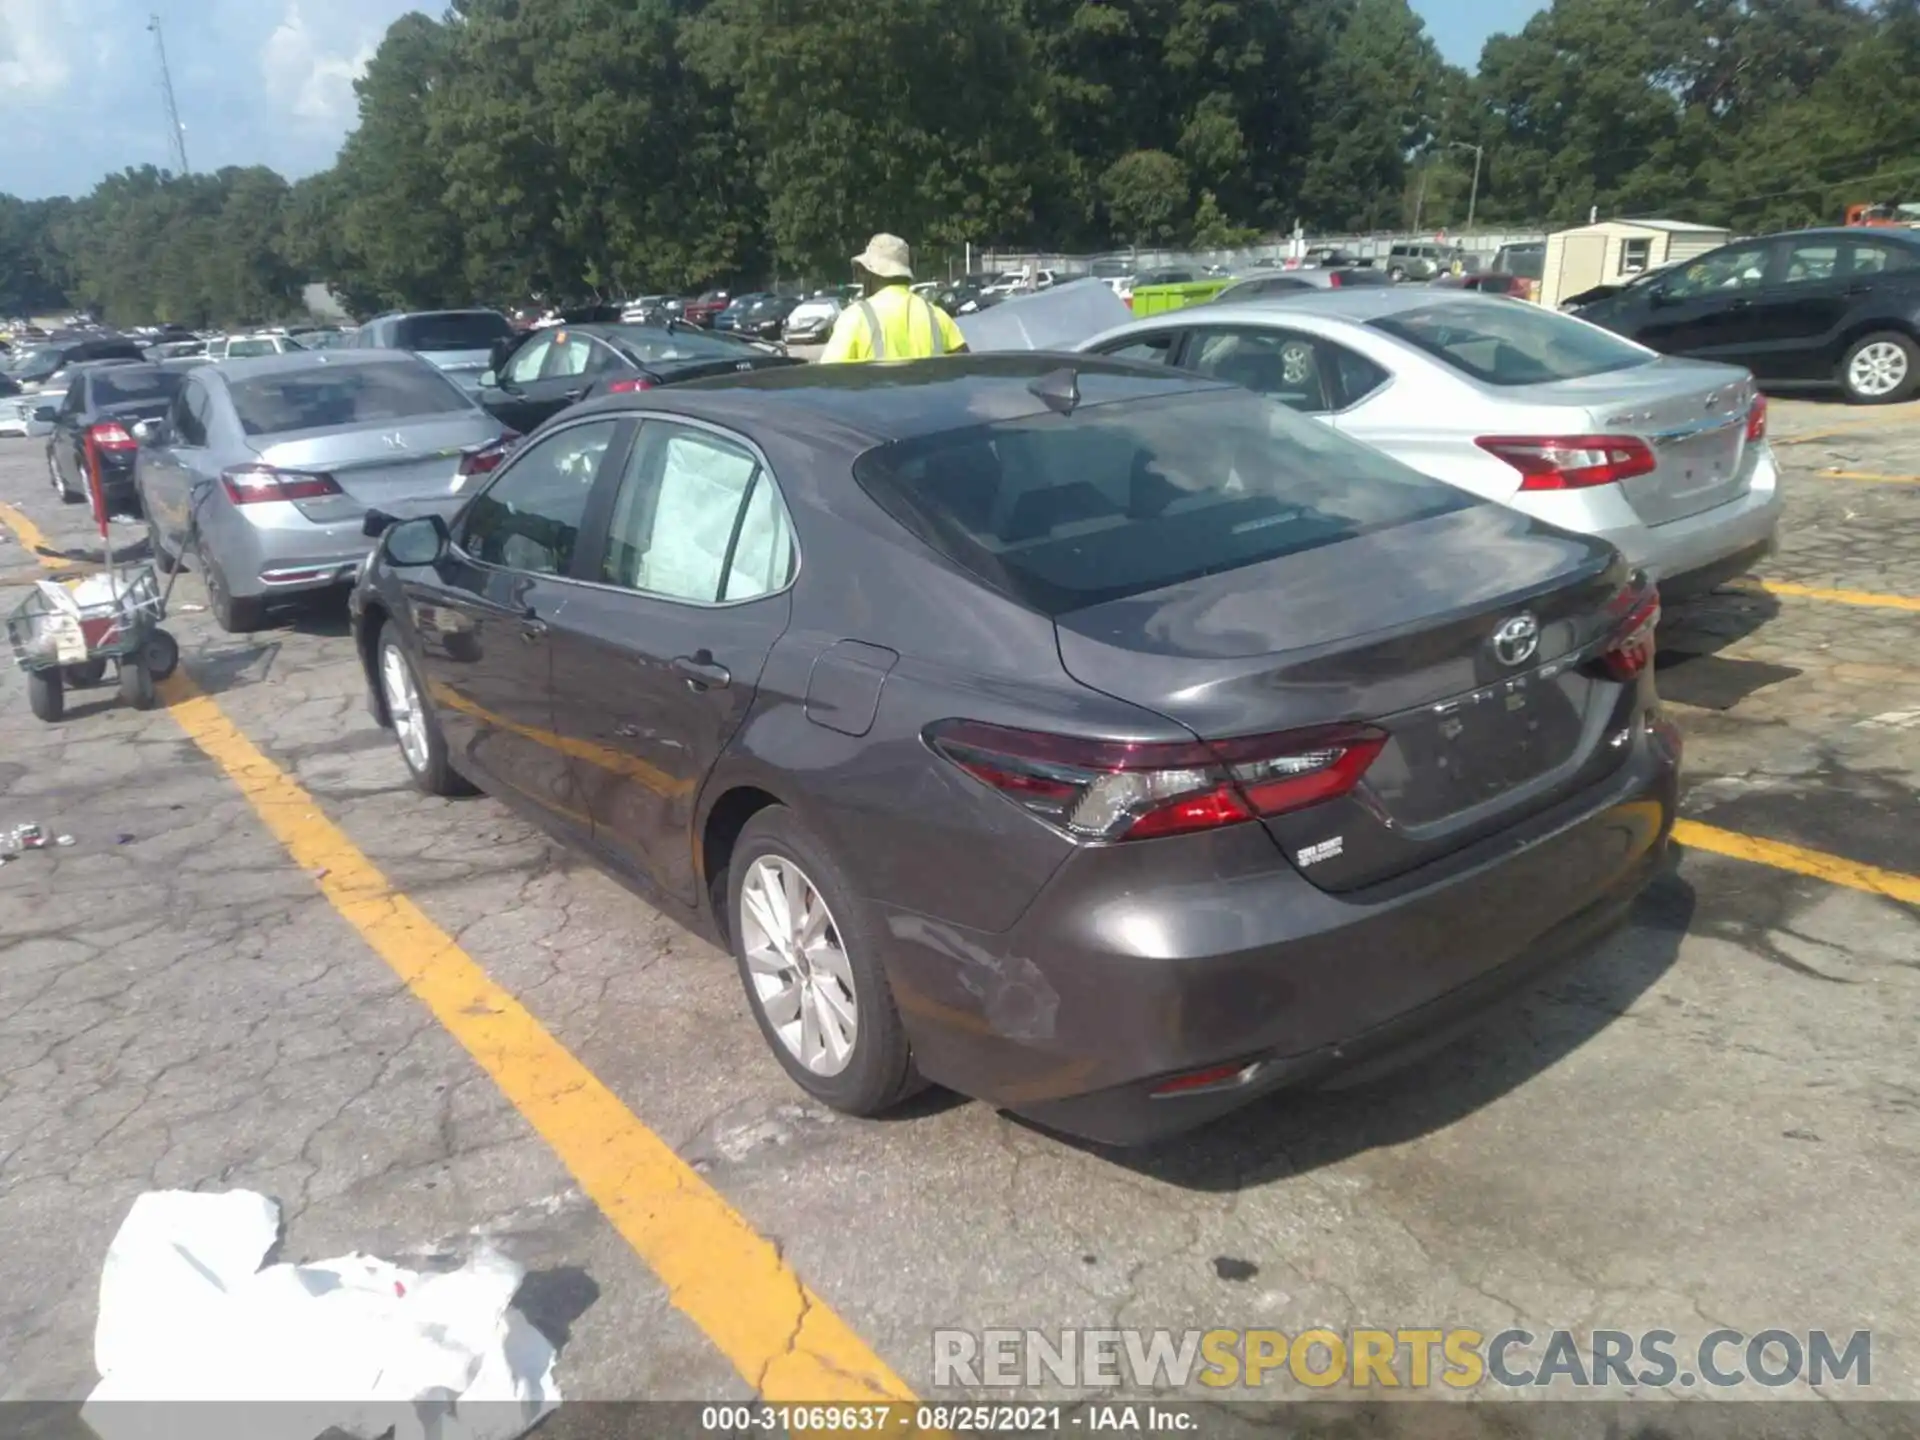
[
  {"left": 1809, "top": 470, "right": 1920, "bottom": 484},
  {"left": 1739, "top": 579, "right": 1920, "bottom": 613},
  {"left": 0, "top": 501, "right": 913, "bottom": 1400},
  {"left": 0, "top": 500, "right": 73, "bottom": 569},
  {"left": 1674, "top": 820, "right": 1920, "bottom": 907},
  {"left": 151, "top": 667, "right": 918, "bottom": 1404},
  {"left": 1775, "top": 411, "right": 1920, "bottom": 444}
]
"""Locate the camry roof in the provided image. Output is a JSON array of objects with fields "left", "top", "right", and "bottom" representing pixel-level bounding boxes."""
[{"left": 608, "top": 352, "right": 1230, "bottom": 446}]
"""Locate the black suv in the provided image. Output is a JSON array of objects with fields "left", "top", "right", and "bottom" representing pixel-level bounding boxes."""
[{"left": 1574, "top": 227, "right": 1920, "bottom": 404}]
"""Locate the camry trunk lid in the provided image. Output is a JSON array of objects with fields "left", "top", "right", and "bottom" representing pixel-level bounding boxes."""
[
  {"left": 248, "top": 414, "right": 501, "bottom": 524},
  {"left": 1522, "top": 359, "right": 1758, "bottom": 526},
  {"left": 1054, "top": 504, "right": 1639, "bottom": 890}
]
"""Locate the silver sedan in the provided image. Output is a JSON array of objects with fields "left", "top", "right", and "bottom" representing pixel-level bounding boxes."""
[
  {"left": 135, "top": 349, "right": 516, "bottom": 632},
  {"left": 1079, "top": 290, "right": 1782, "bottom": 594}
]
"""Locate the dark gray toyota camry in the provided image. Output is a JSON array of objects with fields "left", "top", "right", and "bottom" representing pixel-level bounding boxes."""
[{"left": 350, "top": 353, "right": 1679, "bottom": 1145}]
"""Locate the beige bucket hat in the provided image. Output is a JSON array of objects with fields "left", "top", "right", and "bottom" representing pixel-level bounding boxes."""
[{"left": 853, "top": 233, "right": 913, "bottom": 280}]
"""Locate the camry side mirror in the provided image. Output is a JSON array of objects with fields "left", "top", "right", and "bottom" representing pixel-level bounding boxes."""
[
  {"left": 381, "top": 514, "right": 449, "bottom": 567},
  {"left": 1646, "top": 282, "right": 1672, "bottom": 306},
  {"left": 478, "top": 369, "right": 498, "bottom": 389},
  {"left": 131, "top": 417, "right": 168, "bottom": 445},
  {"left": 32, "top": 405, "right": 57, "bottom": 423}
]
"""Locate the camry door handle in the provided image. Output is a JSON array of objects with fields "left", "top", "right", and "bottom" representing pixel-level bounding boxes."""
[
  {"left": 673, "top": 653, "right": 731, "bottom": 690},
  {"left": 561, "top": 388, "right": 587, "bottom": 403}
]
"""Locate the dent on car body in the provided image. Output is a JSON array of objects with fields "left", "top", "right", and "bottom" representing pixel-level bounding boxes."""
[{"left": 886, "top": 913, "right": 1061, "bottom": 1043}]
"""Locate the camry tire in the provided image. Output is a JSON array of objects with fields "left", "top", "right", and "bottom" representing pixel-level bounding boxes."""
[
  {"left": 727, "top": 806, "right": 921, "bottom": 1116},
  {"left": 147, "top": 517, "right": 183, "bottom": 574},
  {"left": 202, "top": 550, "right": 268, "bottom": 633},
  {"left": 377, "top": 628, "right": 473, "bottom": 797},
  {"left": 1840, "top": 330, "right": 1919, "bottom": 405},
  {"left": 49, "top": 449, "right": 80, "bottom": 504}
]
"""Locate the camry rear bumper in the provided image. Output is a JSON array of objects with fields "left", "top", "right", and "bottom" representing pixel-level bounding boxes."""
[
  {"left": 1526, "top": 446, "right": 1783, "bottom": 589},
  {"left": 877, "top": 712, "right": 1679, "bottom": 1146}
]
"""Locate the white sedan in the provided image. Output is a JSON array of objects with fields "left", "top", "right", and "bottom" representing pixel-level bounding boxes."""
[{"left": 1078, "top": 289, "right": 1783, "bottom": 595}]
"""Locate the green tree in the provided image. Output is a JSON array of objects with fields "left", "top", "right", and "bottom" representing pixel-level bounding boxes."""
[
  {"left": 687, "top": 0, "right": 1051, "bottom": 277},
  {"left": 1300, "top": 0, "right": 1457, "bottom": 230},
  {"left": 1101, "top": 149, "right": 1189, "bottom": 243},
  {"left": 329, "top": 12, "right": 471, "bottom": 309},
  {"left": 1190, "top": 189, "right": 1258, "bottom": 247}
]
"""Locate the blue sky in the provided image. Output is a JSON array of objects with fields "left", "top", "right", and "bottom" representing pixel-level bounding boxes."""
[{"left": 1, "top": 0, "right": 1544, "bottom": 202}]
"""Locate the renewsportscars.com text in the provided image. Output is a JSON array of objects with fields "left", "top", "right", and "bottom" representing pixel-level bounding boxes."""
[{"left": 933, "top": 1327, "right": 1872, "bottom": 1392}]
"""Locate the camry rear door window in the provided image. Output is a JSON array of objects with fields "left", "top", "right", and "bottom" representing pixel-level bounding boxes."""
[{"left": 601, "top": 424, "right": 794, "bottom": 603}]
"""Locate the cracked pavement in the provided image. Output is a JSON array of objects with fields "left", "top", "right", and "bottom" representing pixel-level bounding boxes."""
[{"left": 0, "top": 396, "right": 1915, "bottom": 1406}]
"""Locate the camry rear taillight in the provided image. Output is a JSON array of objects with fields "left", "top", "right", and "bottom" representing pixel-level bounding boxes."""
[
  {"left": 926, "top": 720, "right": 1388, "bottom": 843},
  {"left": 459, "top": 431, "right": 522, "bottom": 477},
  {"left": 86, "top": 421, "right": 137, "bottom": 452},
  {"left": 1597, "top": 585, "right": 1662, "bottom": 682},
  {"left": 605, "top": 376, "right": 656, "bottom": 394},
  {"left": 1476, "top": 435, "right": 1657, "bottom": 491},
  {"left": 1746, "top": 392, "right": 1768, "bottom": 442},
  {"left": 1327, "top": 271, "right": 1344, "bottom": 287},
  {"left": 220, "top": 464, "right": 342, "bottom": 504}
]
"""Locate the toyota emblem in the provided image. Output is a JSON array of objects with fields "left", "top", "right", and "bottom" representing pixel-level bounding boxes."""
[{"left": 1492, "top": 613, "right": 1540, "bottom": 667}]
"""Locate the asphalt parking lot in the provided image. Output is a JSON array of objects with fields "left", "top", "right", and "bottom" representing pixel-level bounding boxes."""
[{"left": 1, "top": 398, "right": 1916, "bottom": 1417}]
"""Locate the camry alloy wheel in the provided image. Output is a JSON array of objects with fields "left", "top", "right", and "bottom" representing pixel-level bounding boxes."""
[
  {"left": 739, "top": 855, "right": 858, "bottom": 1076},
  {"left": 380, "top": 643, "right": 430, "bottom": 774},
  {"left": 1850, "top": 340, "right": 1909, "bottom": 398}
]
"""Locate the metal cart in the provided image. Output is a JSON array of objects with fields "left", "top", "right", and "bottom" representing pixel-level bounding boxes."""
[{"left": 7, "top": 561, "right": 181, "bottom": 721}]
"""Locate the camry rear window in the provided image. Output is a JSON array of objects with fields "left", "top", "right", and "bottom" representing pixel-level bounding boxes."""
[
  {"left": 228, "top": 360, "right": 470, "bottom": 437},
  {"left": 393, "top": 312, "right": 512, "bottom": 351},
  {"left": 1372, "top": 302, "right": 1650, "bottom": 386},
  {"left": 853, "top": 389, "right": 1474, "bottom": 616}
]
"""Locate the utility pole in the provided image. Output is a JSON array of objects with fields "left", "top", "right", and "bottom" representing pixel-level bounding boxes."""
[
  {"left": 1447, "top": 141, "right": 1485, "bottom": 231},
  {"left": 149, "top": 14, "right": 190, "bottom": 175}
]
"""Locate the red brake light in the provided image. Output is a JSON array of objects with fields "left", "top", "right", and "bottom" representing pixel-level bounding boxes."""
[
  {"left": 1327, "top": 271, "right": 1344, "bottom": 288},
  {"left": 86, "top": 422, "right": 137, "bottom": 452},
  {"left": 605, "top": 376, "right": 656, "bottom": 394},
  {"left": 1475, "top": 435, "right": 1658, "bottom": 491},
  {"left": 926, "top": 720, "right": 1387, "bottom": 843},
  {"left": 459, "top": 431, "right": 522, "bottom": 477},
  {"left": 220, "top": 464, "right": 342, "bottom": 505},
  {"left": 1598, "top": 584, "right": 1662, "bottom": 682},
  {"left": 1746, "top": 392, "right": 1767, "bottom": 442}
]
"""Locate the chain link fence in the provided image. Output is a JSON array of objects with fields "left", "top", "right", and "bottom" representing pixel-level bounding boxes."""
[{"left": 976, "top": 229, "right": 1551, "bottom": 279}]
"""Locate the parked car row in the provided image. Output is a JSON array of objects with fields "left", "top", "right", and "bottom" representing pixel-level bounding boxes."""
[{"left": 18, "top": 230, "right": 1852, "bottom": 1148}]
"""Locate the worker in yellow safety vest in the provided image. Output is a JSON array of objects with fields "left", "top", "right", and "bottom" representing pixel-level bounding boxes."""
[{"left": 819, "top": 233, "right": 968, "bottom": 364}]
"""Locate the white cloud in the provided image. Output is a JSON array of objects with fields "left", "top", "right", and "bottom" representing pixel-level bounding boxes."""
[
  {"left": 260, "top": 1, "right": 375, "bottom": 124},
  {"left": 0, "top": 0, "right": 79, "bottom": 100}
]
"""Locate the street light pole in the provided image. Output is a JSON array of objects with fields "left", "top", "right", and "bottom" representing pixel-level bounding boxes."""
[{"left": 1448, "top": 141, "right": 1484, "bottom": 230}]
